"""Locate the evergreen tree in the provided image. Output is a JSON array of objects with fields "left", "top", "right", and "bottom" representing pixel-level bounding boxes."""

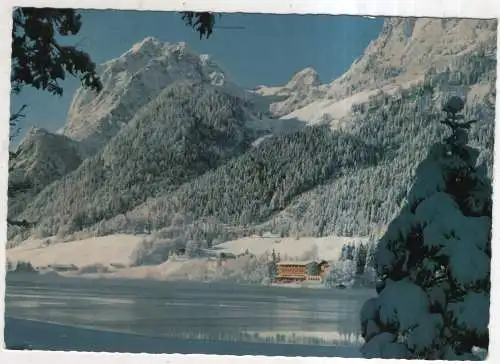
[
  {"left": 11, "top": 8, "right": 102, "bottom": 98},
  {"left": 347, "top": 242, "right": 356, "bottom": 260},
  {"left": 340, "top": 245, "right": 347, "bottom": 261},
  {"left": 360, "top": 97, "right": 492, "bottom": 359},
  {"left": 365, "top": 239, "right": 377, "bottom": 268},
  {"left": 6, "top": 259, "right": 13, "bottom": 272},
  {"left": 268, "top": 249, "right": 278, "bottom": 282},
  {"left": 14, "top": 260, "right": 36, "bottom": 273},
  {"left": 185, "top": 240, "right": 202, "bottom": 257},
  {"left": 355, "top": 243, "right": 368, "bottom": 276}
]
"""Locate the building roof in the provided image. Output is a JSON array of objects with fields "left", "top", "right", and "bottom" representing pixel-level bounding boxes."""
[
  {"left": 277, "top": 259, "right": 330, "bottom": 266},
  {"left": 49, "top": 263, "right": 78, "bottom": 269},
  {"left": 277, "top": 260, "right": 316, "bottom": 266}
]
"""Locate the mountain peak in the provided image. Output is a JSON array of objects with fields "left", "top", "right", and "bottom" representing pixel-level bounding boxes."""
[
  {"left": 23, "top": 126, "right": 51, "bottom": 140},
  {"left": 124, "top": 36, "right": 165, "bottom": 58},
  {"left": 132, "top": 36, "right": 161, "bottom": 49},
  {"left": 285, "top": 67, "right": 320, "bottom": 90},
  {"left": 62, "top": 40, "right": 246, "bottom": 152},
  {"left": 120, "top": 38, "right": 196, "bottom": 61}
]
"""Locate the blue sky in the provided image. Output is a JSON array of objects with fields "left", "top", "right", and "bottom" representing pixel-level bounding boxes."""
[{"left": 10, "top": 11, "right": 383, "bottom": 141}]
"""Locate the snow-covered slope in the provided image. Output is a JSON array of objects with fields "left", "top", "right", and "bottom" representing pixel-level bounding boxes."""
[
  {"left": 68, "top": 19, "right": 495, "bottom": 152},
  {"left": 62, "top": 37, "right": 253, "bottom": 152},
  {"left": 256, "top": 18, "right": 496, "bottom": 126}
]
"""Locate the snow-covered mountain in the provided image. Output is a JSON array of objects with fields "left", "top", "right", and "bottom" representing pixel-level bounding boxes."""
[
  {"left": 8, "top": 17, "right": 496, "bottom": 248},
  {"left": 256, "top": 18, "right": 496, "bottom": 126},
  {"left": 62, "top": 37, "right": 254, "bottom": 153}
]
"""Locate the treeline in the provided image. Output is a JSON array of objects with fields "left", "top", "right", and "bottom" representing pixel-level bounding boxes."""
[
  {"left": 324, "top": 239, "right": 378, "bottom": 288},
  {"left": 338, "top": 240, "right": 376, "bottom": 276},
  {"left": 6, "top": 259, "right": 37, "bottom": 273}
]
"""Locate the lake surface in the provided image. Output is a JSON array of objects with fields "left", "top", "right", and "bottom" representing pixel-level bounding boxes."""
[{"left": 5, "top": 273, "right": 375, "bottom": 355}]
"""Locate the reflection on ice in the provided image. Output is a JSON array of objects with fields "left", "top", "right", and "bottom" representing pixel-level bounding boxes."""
[{"left": 6, "top": 276, "right": 374, "bottom": 349}]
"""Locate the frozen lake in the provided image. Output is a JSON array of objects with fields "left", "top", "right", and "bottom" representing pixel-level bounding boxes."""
[{"left": 5, "top": 273, "right": 375, "bottom": 356}]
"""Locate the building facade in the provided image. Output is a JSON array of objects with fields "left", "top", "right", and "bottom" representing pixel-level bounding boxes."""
[{"left": 275, "top": 260, "right": 330, "bottom": 282}]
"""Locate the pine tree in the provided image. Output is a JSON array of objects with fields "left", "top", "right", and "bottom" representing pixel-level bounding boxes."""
[
  {"left": 355, "top": 243, "right": 368, "bottom": 276},
  {"left": 347, "top": 242, "right": 356, "bottom": 260},
  {"left": 6, "top": 259, "right": 13, "bottom": 272},
  {"left": 340, "top": 244, "right": 347, "bottom": 261},
  {"left": 365, "top": 239, "right": 377, "bottom": 268},
  {"left": 360, "top": 97, "right": 492, "bottom": 360},
  {"left": 268, "top": 249, "right": 278, "bottom": 282}
]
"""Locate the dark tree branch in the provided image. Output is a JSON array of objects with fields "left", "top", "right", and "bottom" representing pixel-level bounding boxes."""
[
  {"left": 11, "top": 7, "right": 103, "bottom": 97},
  {"left": 9, "top": 104, "right": 27, "bottom": 141},
  {"left": 9, "top": 104, "right": 27, "bottom": 125}
]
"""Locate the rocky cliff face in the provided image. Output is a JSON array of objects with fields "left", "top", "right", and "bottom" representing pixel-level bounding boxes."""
[{"left": 329, "top": 17, "right": 496, "bottom": 95}]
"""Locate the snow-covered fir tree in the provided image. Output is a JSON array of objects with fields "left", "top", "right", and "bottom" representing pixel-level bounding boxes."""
[
  {"left": 268, "top": 248, "right": 279, "bottom": 282},
  {"left": 355, "top": 242, "right": 368, "bottom": 276},
  {"left": 360, "top": 96, "right": 492, "bottom": 360},
  {"left": 365, "top": 238, "right": 377, "bottom": 269}
]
